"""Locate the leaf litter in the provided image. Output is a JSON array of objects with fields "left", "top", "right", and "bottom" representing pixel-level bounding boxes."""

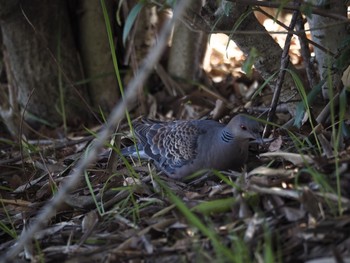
[{"left": 1, "top": 27, "right": 350, "bottom": 263}]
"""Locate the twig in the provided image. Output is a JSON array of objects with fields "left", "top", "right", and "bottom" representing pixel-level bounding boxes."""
[
  {"left": 0, "top": 136, "right": 95, "bottom": 166},
  {"left": 316, "top": 92, "right": 340, "bottom": 125},
  {"left": 264, "top": 6, "right": 299, "bottom": 136},
  {"left": 296, "top": 13, "right": 319, "bottom": 89},
  {"left": 183, "top": 8, "right": 347, "bottom": 48},
  {"left": 230, "top": 0, "right": 350, "bottom": 22},
  {"left": 254, "top": 6, "right": 335, "bottom": 56},
  {"left": 2, "top": 1, "right": 190, "bottom": 261}
]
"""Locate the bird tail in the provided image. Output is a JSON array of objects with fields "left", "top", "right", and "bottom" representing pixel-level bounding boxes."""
[
  {"left": 99, "top": 145, "right": 145, "bottom": 160},
  {"left": 121, "top": 145, "right": 148, "bottom": 159},
  {"left": 121, "top": 145, "right": 137, "bottom": 156}
]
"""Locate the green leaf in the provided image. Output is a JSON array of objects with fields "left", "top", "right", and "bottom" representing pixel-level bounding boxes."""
[
  {"left": 123, "top": 2, "right": 145, "bottom": 46},
  {"left": 300, "top": 2, "right": 313, "bottom": 18},
  {"left": 222, "top": 1, "right": 234, "bottom": 16},
  {"left": 342, "top": 121, "right": 350, "bottom": 139},
  {"left": 334, "top": 45, "right": 350, "bottom": 72},
  {"left": 294, "top": 79, "right": 324, "bottom": 128},
  {"left": 165, "top": 0, "right": 177, "bottom": 7},
  {"left": 242, "top": 47, "right": 259, "bottom": 78}
]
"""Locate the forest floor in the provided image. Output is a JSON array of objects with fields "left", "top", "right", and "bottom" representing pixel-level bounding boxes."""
[{"left": 1, "top": 20, "right": 350, "bottom": 263}]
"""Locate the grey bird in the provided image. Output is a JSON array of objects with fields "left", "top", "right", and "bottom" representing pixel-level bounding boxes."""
[{"left": 122, "top": 114, "right": 262, "bottom": 179}]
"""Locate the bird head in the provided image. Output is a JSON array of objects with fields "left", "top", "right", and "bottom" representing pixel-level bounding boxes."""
[{"left": 227, "top": 114, "right": 263, "bottom": 142}]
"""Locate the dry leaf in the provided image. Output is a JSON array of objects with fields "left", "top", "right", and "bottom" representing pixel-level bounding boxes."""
[
  {"left": 268, "top": 135, "right": 283, "bottom": 152},
  {"left": 260, "top": 151, "right": 314, "bottom": 165}
]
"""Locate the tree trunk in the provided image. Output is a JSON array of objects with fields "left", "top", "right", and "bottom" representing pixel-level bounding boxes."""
[
  {"left": 307, "top": 0, "right": 349, "bottom": 99},
  {"left": 167, "top": 0, "right": 208, "bottom": 93},
  {"left": 0, "top": 0, "right": 89, "bottom": 130},
  {"left": 77, "top": 0, "right": 119, "bottom": 114}
]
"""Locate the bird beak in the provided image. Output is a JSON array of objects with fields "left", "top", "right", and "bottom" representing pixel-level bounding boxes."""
[
  {"left": 249, "top": 133, "right": 264, "bottom": 144},
  {"left": 250, "top": 136, "right": 273, "bottom": 145}
]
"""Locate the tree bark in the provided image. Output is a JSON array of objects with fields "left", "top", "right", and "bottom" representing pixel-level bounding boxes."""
[
  {"left": 307, "top": 0, "right": 349, "bottom": 99},
  {"left": 167, "top": 0, "right": 208, "bottom": 92},
  {"left": 77, "top": 0, "right": 119, "bottom": 114},
  {"left": 0, "top": 0, "right": 89, "bottom": 130}
]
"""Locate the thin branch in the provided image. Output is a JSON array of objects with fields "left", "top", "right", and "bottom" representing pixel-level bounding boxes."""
[
  {"left": 264, "top": 6, "right": 300, "bottom": 136},
  {"left": 254, "top": 6, "right": 336, "bottom": 56},
  {"left": 230, "top": 0, "right": 350, "bottom": 22},
  {"left": 183, "top": 4, "right": 339, "bottom": 58},
  {"left": 296, "top": 13, "right": 319, "bottom": 88}
]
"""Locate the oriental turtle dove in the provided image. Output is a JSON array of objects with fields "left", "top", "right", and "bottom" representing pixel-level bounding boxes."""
[{"left": 122, "top": 114, "right": 262, "bottom": 178}]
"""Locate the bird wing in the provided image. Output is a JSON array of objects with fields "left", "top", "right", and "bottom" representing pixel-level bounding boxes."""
[{"left": 134, "top": 119, "right": 205, "bottom": 173}]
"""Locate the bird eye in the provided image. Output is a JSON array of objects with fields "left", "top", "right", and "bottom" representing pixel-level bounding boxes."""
[{"left": 240, "top": 125, "right": 247, "bottom": 131}]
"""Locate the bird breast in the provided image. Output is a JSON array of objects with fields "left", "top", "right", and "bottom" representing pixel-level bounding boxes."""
[{"left": 197, "top": 137, "right": 249, "bottom": 171}]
